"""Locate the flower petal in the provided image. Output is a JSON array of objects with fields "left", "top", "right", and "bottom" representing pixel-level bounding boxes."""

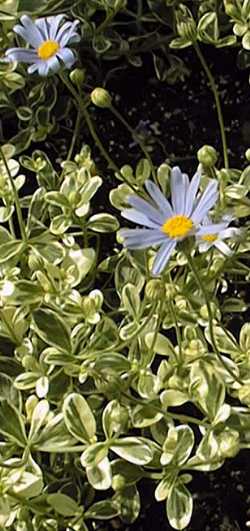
[
  {"left": 59, "top": 20, "right": 80, "bottom": 47},
  {"left": 56, "top": 47, "right": 76, "bottom": 67},
  {"left": 37, "top": 61, "right": 50, "bottom": 76},
  {"left": 219, "top": 227, "right": 240, "bottom": 239},
  {"left": 120, "top": 228, "right": 166, "bottom": 249},
  {"left": 15, "top": 15, "right": 44, "bottom": 47},
  {"left": 145, "top": 180, "right": 173, "bottom": 219},
  {"left": 35, "top": 17, "right": 50, "bottom": 40},
  {"left": 196, "top": 222, "right": 228, "bottom": 237},
  {"left": 215, "top": 240, "right": 233, "bottom": 256},
  {"left": 152, "top": 240, "right": 176, "bottom": 275},
  {"left": 170, "top": 166, "right": 189, "bottom": 215},
  {"left": 47, "top": 14, "right": 65, "bottom": 40},
  {"left": 185, "top": 171, "right": 201, "bottom": 216},
  {"left": 121, "top": 208, "right": 159, "bottom": 229},
  {"left": 5, "top": 48, "right": 38, "bottom": 63},
  {"left": 191, "top": 180, "right": 218, "bottom": 224},
  {"left": 128, "top": 196, "right": 164, "bottom": 224},
  {"left": 47, "top": 55, "right": 61, "bottom": 73}
]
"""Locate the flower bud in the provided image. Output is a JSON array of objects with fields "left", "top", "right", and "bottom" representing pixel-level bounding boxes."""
[
  {"left": 112, "top": 474, "right": 126, "bottom": 491},
  {"left": 145, "top": 279, "right": 165, "bottom": 300},
  {"left": 197, "top": 145, "right": 218, "bottom": 167},
  {"left": 245, "top": 148, "right": 250, "bottom": 161},
  {"left": 69, "top": 68, "right": 85, "bottom": 87},
  {"left": 90, "top": 87, "right": 112, "bottom": 108},
  {"left": 217, "top": 429, "right": 240, "bottom": 458}
]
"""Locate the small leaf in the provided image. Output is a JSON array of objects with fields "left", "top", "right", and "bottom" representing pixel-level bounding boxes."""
[
  {"left": 87, "top": 213, "right": 119, "bottom": 232},
  {"left": 111, "top": 437, "right": 153, "bottom": 465},
  {"left": 0, "top": 400, "right": 27, "bottom": 446},
  {"left": 63, "top": 393, "right": 96, "bottom": 444},
  {"left": 32, "top": 309, "right": 71, "bottom": 352},
  {"left": 85, "top": 500, "right": 119, "bottom": 520},
  {"left": 167, "top": 483, "right": 193, "bottom": 530},
  {"left": 86, "top": 457, "right": 112, "bottom": 490},
  {"left": 47, "top": 493, "right": 81, "bottom": 517}
]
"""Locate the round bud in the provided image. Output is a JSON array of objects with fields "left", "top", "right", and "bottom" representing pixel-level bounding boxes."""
[
  {"left": 112, "top": 474, "right": 126, "bottom": 491},
  {"left": 145, "top": 279, "right": 165, "bottom": 300},
  {"left": 197, "top": 145, "right": 218, "bottom": 167},
  {"left": 90, "top": 87, "right": 112, "bottom": 108},
  {"left": 245, "top": 148, "right": 250, "bottom": 161},
  {"left": 69, "top": 68, "right": 85, "bottom": 87},
  {"left": 217, "top": 429, "right": 240, "bottom": 458}
]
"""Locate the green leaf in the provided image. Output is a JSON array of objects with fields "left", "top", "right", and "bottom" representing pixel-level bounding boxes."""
[
  {"left": 14, "top": 280, "right": 43, "bottom": 304},
  {"left": 161, "top": 425, "right": 194, "bottom": 467},
  {"left": 47, "top": 493, "right": 81, "bottom": 517},
  {"left": 85, "top": 500, "right": 119, "bottom": 520},
  {"left": 131, "top": 404, "right": 163, "bottom": 428},
  {"left": 111, "top": 437, "right": 153, "bottom": 465},
  {"left": 32, "top": 308, "right": 71, "bottom": 352},
  {"left": 28, "top": 400, "right": 50, "bottom": 444},
  {"left": 0, "top": 400, "right": 27, "bottom": 446},
  {"left": 86, "top": 457, "right": 112, "bottom": 490},
  {"left": 63, "top": 393, "right": 96, "bottom": 444},
  {"left": 35, "top": 413, "right": 76, "bottom": 451},
  {"left": 87, "top": 213, "right": 119, "bottom": 232},
  {"left": 115, "top": 485, "right": 140, "bottom": 524},
  {"left": 145, "top": 332, "right": 175, "bottom": 356},
  {"left": 0, "top": 240, "right": 25, "bottom": 263},
  {"left": 167, "top": 483, "right": 193, "bottom": 530},
  {"left": 121, "top": 283, "right": 140, "bottom": 319}
]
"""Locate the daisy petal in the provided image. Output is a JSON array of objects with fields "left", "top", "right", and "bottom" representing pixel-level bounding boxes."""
[
  {"left": 120, "top": 228, "right": 166, "bottom": 249},
  {"left": 37, "top": 61, "right": 50, "bottom": 76},
  {"left": 128, "top": 196, "right": 164, "bottom": 224},
  {"left": 196, "top": 222, "right": 229, "bottom": 237},
  {"left": 16, "top": 15, "right": 44, "bottom": 47},
  {"left": 121, "top": 208, "right": 159, "bottom": 229},
  {"left": 47, "top": 55, "right": 61, "bottom": 73},
  {"left": 47, "top": 14, "right": 65, "bottom": 40},
  {"left": 198, "top": 241, "right": 211, "bottom": 253},
  {"left": 5, "top": 48, "right": 38, "bottom": 63},
  {"left": 35, "top": 17, "right": 50, "bottom": 40},
  {"left": 59, "top": 21, "right": 80, "bottom": 47},
  {"left": 219, "top": 227, "right": 241, "bottom": 239},
  {"left": 215, "top": 240, "right": 233, "bottom": 256},
  {"left": 152, "top": 240, "right": 176, "bottom": 275},
  {"left": 56, "top": 47, "right": 76, "bottom": 67},
  {"left": 145, "top": 180, "right": 173, "bottom": 218},
  {"left": 170, "top": 166, "right": 189, "bottom": 215},
  {"left": 27, "top": 63, "right": 39, "bottom": 73},
  {"left": 185, "top": 171, "right": 201, "bottom": 216},
  {"left": 191, "top": 180, "right": 218, "bottom": 224}
]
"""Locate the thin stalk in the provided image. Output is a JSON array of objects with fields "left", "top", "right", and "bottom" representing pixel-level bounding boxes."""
[
  {"left": 185, "top": 251, "right": 242, "bottom": 384},
  {"left": 66, "top": 108, "right": 81, "bottom": 161},
  {"left": 0, "top": 146, "right": 26, "bottom": 241},
  {"left": 110, "top": 103, "right": 156, "bottom": 181},
  {"left": 194, "top": 43, "right": 229, "bottom": 169},
  {"left": 59, "top": 73, "right": 140, "bottom": 191}
]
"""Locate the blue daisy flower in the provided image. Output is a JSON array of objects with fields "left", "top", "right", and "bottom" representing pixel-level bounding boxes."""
[
  {"left": 196, "top": 215, "right": 241, "bottom": 256},
  {"left": 120, "top": 166, "right": 218, "bottom": 275},
  {"left": 5, "top": 15, "right": 80, "bottom": 76}
]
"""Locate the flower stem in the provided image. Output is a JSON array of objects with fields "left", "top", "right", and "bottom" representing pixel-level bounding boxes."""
[
  {"left": 109, "top": 103, "right": 157, "bottom": 181},
  {"left": 194, "top": 43, "right": 229, "bottom": 170},
  {"left": 0, "top": 146, "right": 26, "bottom": 242},
  {"left": 185, "top": 251, "right": 242, "bottom": 384}
]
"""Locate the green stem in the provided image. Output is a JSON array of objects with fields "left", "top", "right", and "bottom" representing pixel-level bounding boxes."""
[
  {"left": 0, "top": 146, "right": 26, "bottom": 241},
  {"left": 194, "top": 43, "right": 229, "bottom": 170},
  {"left": 185, "top": 251, "right": 242, "bottom": 384},
  {"left": 66, "top": 108, "right": 81, "bottom": 161},
  {"left": 110, "top": 104, "right": 156, "bottom": 181},
  {"left": 59, "top": 73, "right": 139, "bottom": 192}
]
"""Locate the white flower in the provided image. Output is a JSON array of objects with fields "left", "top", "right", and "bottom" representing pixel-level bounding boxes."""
[
  {"left": 5, "top": 15, "right": 80, "bottom": 76},
  {"left": 196, "top": 216, "right": 241, "bottom": 256},
  {"left": 120, "top": 166, "right": 218, "bottom": 275}
]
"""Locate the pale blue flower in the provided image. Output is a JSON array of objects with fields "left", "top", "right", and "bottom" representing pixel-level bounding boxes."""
[
  {"left": 120, "top": 166, "right": 218, "bottom": 275},
  {"left": 196, "top": 215, "right": 240, "bottom": 256},
  {"left": 5, "top": 15, "right": 80, "bottom": 76}
]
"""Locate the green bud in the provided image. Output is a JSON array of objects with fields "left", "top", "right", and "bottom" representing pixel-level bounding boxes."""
[
  {"left": 197, "top": 145, "right": 218, "bottom": 167},
  {"left": 90, "top": 87, "right": 112, "bottom": 108},
  {"left": 245, "top": 149, "right": 250, "bottom": 161},
  {"left": 112, "top": 474, "right": 126, "bottom": 491},
  {"left": 145, "top": 279, "right": 165, "bottom": 300},
  {"left": 239, "top": 384, "right": 250, "bottom": 406},
  {"left": 217, "top": 429, "right": 240, "bottom": 458},
  {"left": 177, "top": 19, "right": 196, "bottom": 41},
  {"left": 165, "top": 282, "right": 179, "bottom": 302},
  {"left": 69, "top": 68, "right": 85, "bottom": 87}
]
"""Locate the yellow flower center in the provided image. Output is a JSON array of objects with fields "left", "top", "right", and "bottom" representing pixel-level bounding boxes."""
[
  {"left": 37, "top": 40, "right": 60, "bottom": 60},
  {"left": 161, "top": 215, "right": 193, "bottom": 239},
  {"left": 201, "top": 233, "right": 217, "bottom": 242}
]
